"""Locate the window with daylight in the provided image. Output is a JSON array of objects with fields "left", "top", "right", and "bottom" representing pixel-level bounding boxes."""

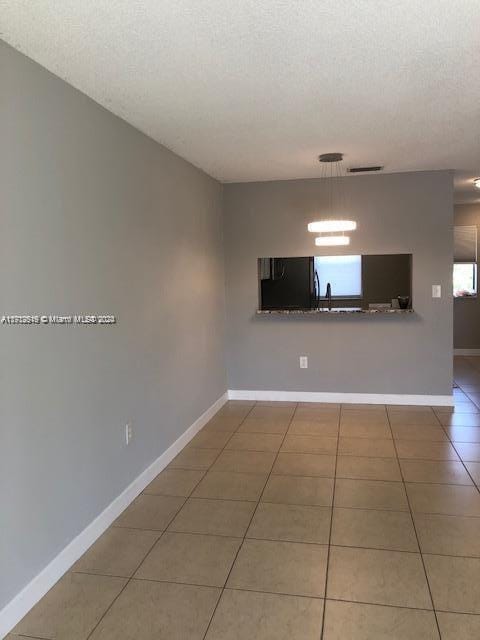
[
  {"left": 453, "top": 263, "right": 477, "bottom": 297},
  {"left": 314, "top": 255, "right": 362, "bottom": 298},
  {"left": 453, "top": 226, "right": 477, "bottom": 297}
]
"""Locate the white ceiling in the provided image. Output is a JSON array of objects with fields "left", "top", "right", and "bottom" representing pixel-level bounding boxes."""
[{"left": 2, "top": 1, "right": 480, "bottom": 201}]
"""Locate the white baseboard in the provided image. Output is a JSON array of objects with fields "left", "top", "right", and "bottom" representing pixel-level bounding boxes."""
[
  {"left": 454, "top": 349, "right": 480, "bottom": 356},
  {"left": 228, "top": 389, "right": 454, "bottom": 406},
  {"left": 0, "top": 392, "right": 228, "bottom": 640}
]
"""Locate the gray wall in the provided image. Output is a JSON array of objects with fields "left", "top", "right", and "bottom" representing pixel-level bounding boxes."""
[
  {"left": 454, "top": 203, "right": 480, "bottom": 349},
  {"left": 0, "top": 42, "right": 226, "bottom": 609},
  {"left": 224, "top": 171, "right": 453, "bottom": 395}
]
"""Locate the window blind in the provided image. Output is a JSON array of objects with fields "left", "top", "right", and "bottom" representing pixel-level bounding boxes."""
[{"left": 454, "top": 226, "right": 477, "bottom": 263}]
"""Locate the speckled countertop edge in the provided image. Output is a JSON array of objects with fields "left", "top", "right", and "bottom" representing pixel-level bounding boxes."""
[{"left": 256, "top": 308, "right": 414, "bottom": 315}]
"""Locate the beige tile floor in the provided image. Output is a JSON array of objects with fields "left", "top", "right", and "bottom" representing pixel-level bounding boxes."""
[{"left": 9, "top": 356, "right": 480, "bottom": 639}]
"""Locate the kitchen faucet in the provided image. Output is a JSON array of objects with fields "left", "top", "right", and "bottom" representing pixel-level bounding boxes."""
[{"left": 325, "top": 282, "right": 332, "bottom": 310}]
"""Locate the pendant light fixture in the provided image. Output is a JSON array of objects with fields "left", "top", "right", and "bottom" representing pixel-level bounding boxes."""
[
  {"left": 315, "top": 235, "right": 350, "bottom": 246},
  {"left": 308, "top": 153, "right": 356, "bottom": 245},
  {"left": 308, "top": 220, "right": 356, "bottom": 233}
]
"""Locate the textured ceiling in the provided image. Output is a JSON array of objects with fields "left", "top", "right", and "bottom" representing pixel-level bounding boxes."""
[{"left": 1, "top": 1, "right": 480, "bottom": 200}]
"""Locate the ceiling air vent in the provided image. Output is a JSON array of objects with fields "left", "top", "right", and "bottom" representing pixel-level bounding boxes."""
[{"left": 348, "top": 166, "right": 384, "bottom": 173}]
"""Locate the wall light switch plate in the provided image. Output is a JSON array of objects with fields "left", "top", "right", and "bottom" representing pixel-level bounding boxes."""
[
  {"left": 432, "top": 285, "right": 442, "bottom": 298},
  {"left": 299, "top": 356, "right": 308, "bottom": 369},
  {"left": 125, "top": 423, "right": 133, "bottom": 445}
]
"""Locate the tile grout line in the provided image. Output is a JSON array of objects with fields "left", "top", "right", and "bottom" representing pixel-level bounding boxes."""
[
  {"left": 440, "top": 377, "right": 480, "bottom": 498},
  {"left": 160, "top": 468, "right": 478, "bottom": 487},
  {"left": 172, "top": 441, "right": 480, "bottom": 461},
  {"left": 385, "top": 406, "right": 443, "bottom": 640},
  {"left": 18, "top": 406, "right": 254, "bottom": 640},
  {"left": 72, "top": 529, "right": 480, "bottom": 576},
  {"left": 442, "top": 437, "right": 480, "bottom": 494},
  {"left": 200, "top": 401, "right": 299, "bottom": 640},
  {"left": 192, "top": 400, "right": 262, "bottom": 639},
  {"left": 106, "top": 503, "right": 480, "bottom": 532},
  {"left": 319, "top": 403, "right": 341, "bottom": 640},
  {"left": 27, "top": 395, "right": 480, "bottom": 638},
  {"left": 16, "top": 366, "right": 480, "bottom": 637},
  {"left": 83, "top": 401, "right": 255, "bottom": 640},
  {"left": 83, "top": 495, "right": 187, "bottom": 640},
  {"left": 44, "top": 569, "right": 480, "bottom": 618},
  {"left": 72, "top": 525, "right": 480, "bottom": 560}
]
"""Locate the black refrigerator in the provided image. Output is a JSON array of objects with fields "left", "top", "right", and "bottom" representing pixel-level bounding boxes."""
[{"left": 259, "top": 257, "right": 315, "bottom": 310}]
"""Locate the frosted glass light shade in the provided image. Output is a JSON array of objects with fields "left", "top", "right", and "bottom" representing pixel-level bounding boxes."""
[
  {"left": 315, "top": 236, "right": 350, "bottom": 246},
  {"left": 308, "top": 220, "right": 357, "bottom": 233}
]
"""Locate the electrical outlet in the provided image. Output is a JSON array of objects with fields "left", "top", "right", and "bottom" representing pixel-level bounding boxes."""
[
  {"left": 299, "top": 356, "right": 308, "bottom": 369},
  {"left": 125, "top": 423, "right": 133, "bottom": 445},
  {"left": 432, "top": 285, "right": 442, "bottom": 298}
]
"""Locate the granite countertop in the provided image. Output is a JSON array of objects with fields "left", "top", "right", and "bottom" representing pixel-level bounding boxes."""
[{"left": 256, "top": 307, "right": 414, "bottom": 315}]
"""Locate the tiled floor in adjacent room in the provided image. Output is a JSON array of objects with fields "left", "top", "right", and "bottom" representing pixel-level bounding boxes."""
[{"left": 9, "top": 357, "right": 480, "bottom": 639}]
